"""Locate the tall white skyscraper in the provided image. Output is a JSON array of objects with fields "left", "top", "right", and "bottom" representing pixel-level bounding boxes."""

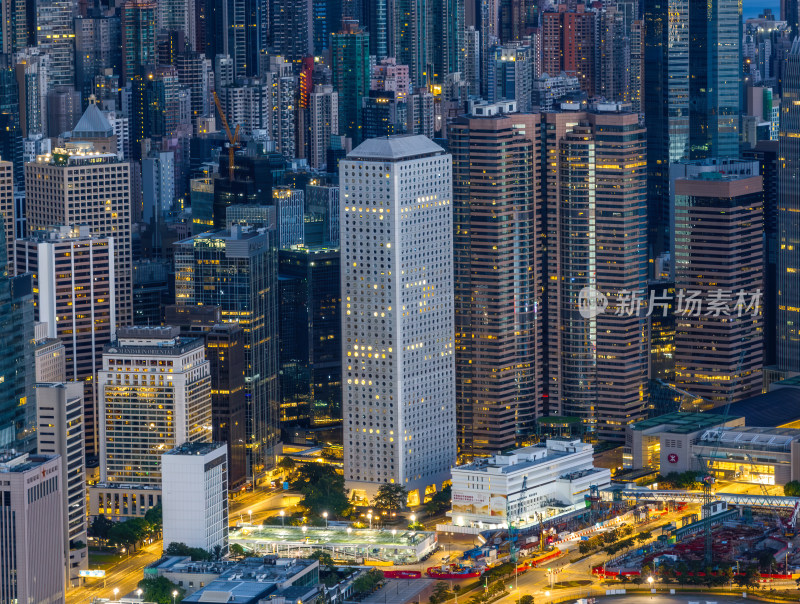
[{"left": 340, "top": 135, "right": 456, "bottom": 505}]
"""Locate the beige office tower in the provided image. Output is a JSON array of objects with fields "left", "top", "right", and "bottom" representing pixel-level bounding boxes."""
[
  {"left": 35, "top": 382, "right": 88, "bottom": 585},
  {"left": 450, "top": 101, "right": 544, "bottom": 459},
  {"left": 544, "top": 104, "right": 649, "bottom": 442},
  {"left": 673, "top": 162, "right": 764, "bottom": 405},
  {"left": 0, "top": 158, "right": 13, "bottom": 270},
  {"left": 0, "top": 452, "right": 65, "bottom": 604},
  {"left": 24, "top": 142, "right": 132, "bottom": 328},
  {"left": 98, "top": 326, "right": 212, "bottom": 487},
  {"left": 34, "top": 322, "right": 67, "bottom": 383},
  {"left": 17, "top": 225, "right": 116, "bottom": 455}
]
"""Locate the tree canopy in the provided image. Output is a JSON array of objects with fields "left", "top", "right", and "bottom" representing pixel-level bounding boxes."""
[
  {"left": 308, "top": 550, "right": 335, "bottom": 568},
  {"left": 165, "top": 541, "right": 212, "bottom": 561},
  {"left": 784, "top": 480, "right": 800, "bottom": 497},
  {"left": 145, "top": 503, "right": 163, "bottom": 531},
  {"left": 290, "top": 463, "right": 350, "bottom": 517},
  {"left": 424, "top": 485, "right": 452, "bottom": 515},
  {"left": 138, "top": 577, "right": 185, "bottom": 604},
  {"left": 372, "top": 484, "right": 407, "bottom": 511}
]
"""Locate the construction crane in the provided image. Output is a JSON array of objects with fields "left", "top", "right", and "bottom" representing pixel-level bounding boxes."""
[
  {"left": 694, "top": 349, "right": 745, "bottom": 564},
  {"left": 213, "top": 91, "right": 241, "bottom": 181},
  {"left": 785, "top": 501, "right": 800, "bottom": 538}
]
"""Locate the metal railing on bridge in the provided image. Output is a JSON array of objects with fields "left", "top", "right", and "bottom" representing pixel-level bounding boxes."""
[{"left": 609, "top": 488, "right": 800, "bottom": 509}]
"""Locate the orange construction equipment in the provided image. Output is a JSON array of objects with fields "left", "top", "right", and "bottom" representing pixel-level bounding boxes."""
[{"left": 213, "top": 91, "right": 241, "bottom": 180}]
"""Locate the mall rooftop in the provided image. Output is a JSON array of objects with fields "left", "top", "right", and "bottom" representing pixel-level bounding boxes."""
[{"left": 629, "top": 412, "right": 743, "bottom": 434}]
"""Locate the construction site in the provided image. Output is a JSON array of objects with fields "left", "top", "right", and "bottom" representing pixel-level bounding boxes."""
[{"left": 596, "top": 400, "right": 800, "bottom": 583}]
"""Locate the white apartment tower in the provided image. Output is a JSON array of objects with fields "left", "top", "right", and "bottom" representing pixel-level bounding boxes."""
[
  {"left": 340, "top": 135, "right": 456, "bottom": 505},
  {"left": 98, "top": 326, "right": 212, "bottom": 486},
  {"left": 161, "top": 442, "right": 229, "bottom": 553}
]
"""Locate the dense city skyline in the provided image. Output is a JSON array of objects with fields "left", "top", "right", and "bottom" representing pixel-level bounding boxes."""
[{"left": 0, "top": 0, "right": 800, "bottom": 601}]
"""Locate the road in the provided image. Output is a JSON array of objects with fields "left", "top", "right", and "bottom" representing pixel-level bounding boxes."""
[
  {"left": 230, "top": 486, "right": 301, "bottom": 525},
  {"left": 66, "top": 541, "right": 162, "bottom": 604},
  {"left": 484, "top": 506, "right": 693, "bottom": 604}
]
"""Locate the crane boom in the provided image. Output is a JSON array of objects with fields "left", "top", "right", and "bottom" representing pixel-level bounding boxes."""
[{"left": 213, "top": 91, "right": 239, "bottom": 180}]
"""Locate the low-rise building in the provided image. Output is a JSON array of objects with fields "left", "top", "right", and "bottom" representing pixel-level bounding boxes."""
[
  {"left": 228, "top": 526, "right": 436, "bottom": 564},
  {"left": 624, "top": 412, "right": 745, "bottom": 473},
  {"left": 625, "top": 411, "right": 800, "bottom": 486},
  {"left": 146, "top": 556, "right": 319, "bottom": 602},
  {"left": 449, "top": 440, "right": 611, "bottom": 529},
  {"left": 88, "top": 483, "right": 162, "bottom": 519}
]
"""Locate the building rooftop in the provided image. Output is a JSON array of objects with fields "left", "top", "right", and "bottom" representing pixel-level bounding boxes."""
[
  {"left": 727, "top": 387, "right": 800, "bottom": 427},
  {"left": 347, "top": 135, "right": 444, "bottom": 162},
  {"left": 454, "top": 440, "right": 592, "bottom": 475},
  {"left": 165, "top": 442, "right": 226, "bottom": 457},
  {"left": 72, "top": 100, "right": 114, "bottom": 139},
  {"left": 230, "top": 525, "right": 433, "bottom": 548},
  {"left": 179, "top": 557, "right": 319, "bottom": 604},
  {"left": 0, "top": 452, "right": 57, "bottom": 473},
  {"left": 696, "top": 426, "right": 800, "bottom": 452},
  {"left": 629, "top": 412, "right": 739, "bottom": 434},
  {"left": 107, "top": 326, "right": 204, "bottom": 356}
]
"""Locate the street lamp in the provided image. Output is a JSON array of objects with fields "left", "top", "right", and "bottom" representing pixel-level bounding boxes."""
[
  {"left": 248, "top": 509, "right": 253, "bottom": 525},
  {"left": 113, "top": 588, "right": 119, "bottom": 601},
  {"left": 136, "top": 588, "right": 143, "bottom": 599},
  {"left": 410, "top": 514, "right": 416, "bottom": 524},
  {"left": 323, "top": 511, "right": 328, "bottom": 528},
  {"left": 367, "top": 512, "right": 373, "bottom": 529},
  {"left": 280, "top": 510, "right": 285, "bottom": 526},
  {"left": 648, "top": 575, "right": 654, "bottom": 598},
  {"left": 173, "top": 589, "right": 179, "bottom": 604}
]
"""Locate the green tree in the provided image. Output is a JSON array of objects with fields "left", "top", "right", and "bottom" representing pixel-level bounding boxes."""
[
  {"left": 734, "top": 565, "right": 760, "bottom": 589},
  {"left": 785, "top": 481, "right": 800, "bottom": 497},
  {"left": 138, "top": 577, "right": 185, "bottom": 604},
  {"left": 424, "top": 485, "right": 452, "bottom": 516},
  {"left": 145, "top": 503, "right": 163, "bottom": 531},
  {"left": 373, "top": 484, "right": 408, "bottom": 512},
  {"left": 488, "top": 580, "right": 505, "bottom": 596},
  {"left": 108, "top": 521, "right": 139, "bottom": 551},
  {"left": 229, "top": 543, "right": 246, "bottom": 558},
  {"left": 352, "top": 569, "right": 384, "bottom": 595},
  {"left": 88, "top": 515, "right": 115, "bottom": 547},
  {"left": 164, "top": 542, "right": 212, "bottom": 561},
  {"left": 278, "top": 457, "right": 297, "bottom": 472},
  {"left": 519, "top": 595, "right": 534, "bottom": 604},
  {"left": 308, "top": 550, "right": 335, "bottom": 569},
  {"left": 291, "top": 463, "right": 350, "bottom": 518},
  {"left": 430, "top": 582, "right": 450, "bottom": 604}
]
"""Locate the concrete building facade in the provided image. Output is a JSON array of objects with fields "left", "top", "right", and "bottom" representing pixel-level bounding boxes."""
[
  {"left": 162, "top": 442, "right": 229, "bottom": 553},
  {"left": 340, "top": 135, "right": 456, "bottom": 504},
  {"left": 449, "top": 440, "right": 611, "bottom": 528},
  {"left": 97, "top": 326, "right": 212, "bottom": 486},
  {"left": 35, "top": 382, "right": 88, "bottom": 584},
  {"left": 0, "top": 452, "right": 65, "bottom": 604}
]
